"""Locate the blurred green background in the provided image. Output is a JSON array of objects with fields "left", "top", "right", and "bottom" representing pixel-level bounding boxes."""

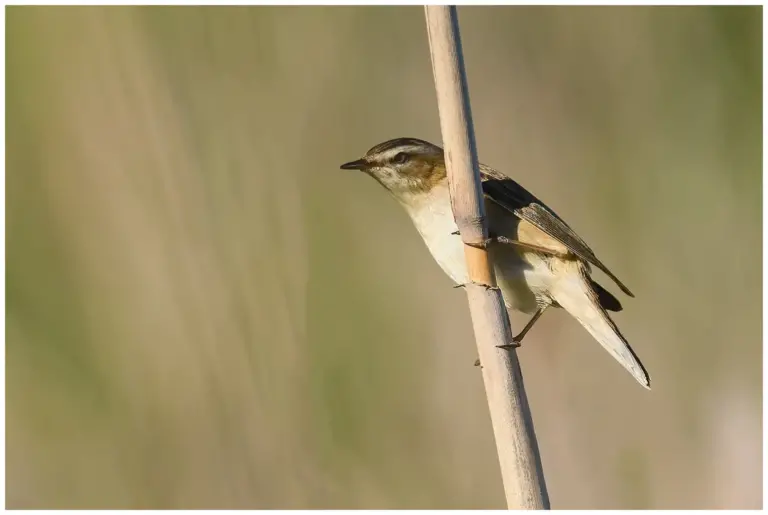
[{"left": 6, "top": 5, "right": 762, "bottom": 509}]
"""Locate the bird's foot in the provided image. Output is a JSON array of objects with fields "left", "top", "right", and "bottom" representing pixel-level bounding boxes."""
[
  {"left": 453, "top": 282, "right": 499, "bottom": 292},
  {"left": 496, "top": 338, "right": 522, "bottom": 350},
  {"left": 476, "top": 338, "right": 521, "bottom": 367},
  {"left": 451, "top": 231, "right": 494, "bottom": 250}
]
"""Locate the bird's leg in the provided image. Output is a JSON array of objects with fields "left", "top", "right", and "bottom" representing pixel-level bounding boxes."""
[
  {"left": 496, "top": 306, "right": 547, "bottom": 350},
  {"left": 491, "top": 234, "right": 562, "bottom": 256},
  {"left": 452, "top": 230, "right": 561, "bottom": 256},
  {"left": 454, "top": 226, "right": 551, "bottom": 363},
  {"left": 475, "top": 306, "right": 548, "bottom": 366}
]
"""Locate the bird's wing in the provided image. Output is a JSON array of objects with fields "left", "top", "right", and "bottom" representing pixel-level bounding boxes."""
[{"left": 479, "top": 166, "right": 634, "bottom": 297}]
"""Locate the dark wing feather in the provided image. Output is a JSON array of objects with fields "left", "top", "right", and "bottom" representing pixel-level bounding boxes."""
[
  {"left": 591, "top": 280, "right": 623, "bottom": 312},
  {"left": 480, "top": 166, "right": 634, "bottom": 298}
]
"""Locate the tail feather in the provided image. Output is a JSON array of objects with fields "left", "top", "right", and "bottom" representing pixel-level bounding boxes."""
[{"left": 553, "top": 265, "right": 650, "bottom": 389}]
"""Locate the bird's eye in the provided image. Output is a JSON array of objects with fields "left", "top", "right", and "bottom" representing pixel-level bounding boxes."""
[{"left": 392, "top": 152, "right": 409, "bottom": 164}]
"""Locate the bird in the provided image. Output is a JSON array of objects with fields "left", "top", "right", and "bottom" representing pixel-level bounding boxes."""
[{"left": 340, "top": 137, "right": 650, "bottom": 389}]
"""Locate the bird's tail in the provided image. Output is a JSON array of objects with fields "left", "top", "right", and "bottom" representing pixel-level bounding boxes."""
[{"left": 551, "top": 263, "right": 651, "bottom": 390}]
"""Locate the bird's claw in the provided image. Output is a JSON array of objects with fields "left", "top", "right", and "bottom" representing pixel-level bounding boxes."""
[
  {"left": 478, "top": 338, "right": 522, "bottom": 367},
  {"left": 452, "top": 231, "right": 493, "bottom": 250},
  {"left": 496, "top": 340, "right": 522, "bottom": 350}
]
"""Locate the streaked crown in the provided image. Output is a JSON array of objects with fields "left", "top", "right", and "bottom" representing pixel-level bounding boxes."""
[{"left": 364, "top": 137, "right": 442, "bottom": 162}]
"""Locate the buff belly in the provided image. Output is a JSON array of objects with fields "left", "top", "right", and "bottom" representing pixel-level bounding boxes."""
[{"left": 403, "top": 186, "right": 548, "bottom": 315}]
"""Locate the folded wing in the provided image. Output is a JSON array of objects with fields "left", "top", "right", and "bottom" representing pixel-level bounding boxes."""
[{"left": 479, "top": 165, "right": 634, "bottom": 297}]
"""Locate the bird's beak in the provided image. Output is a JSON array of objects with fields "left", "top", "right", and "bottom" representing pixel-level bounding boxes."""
[{"left": 340, "top": 158, "right": 369, "bottom": 171}]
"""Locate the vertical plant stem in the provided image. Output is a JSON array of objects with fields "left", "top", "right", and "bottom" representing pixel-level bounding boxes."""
[{"left": 424, "top": 6, "right": 550, "bottom": 509}]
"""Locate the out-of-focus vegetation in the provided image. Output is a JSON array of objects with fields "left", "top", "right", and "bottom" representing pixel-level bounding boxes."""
[{"left": 6, "top": 6, "right": 761, "bottom": 509}]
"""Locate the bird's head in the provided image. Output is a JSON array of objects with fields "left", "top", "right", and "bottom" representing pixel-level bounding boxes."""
[{"left": 340, "top": 137, "right": 447, "bottom": 200}]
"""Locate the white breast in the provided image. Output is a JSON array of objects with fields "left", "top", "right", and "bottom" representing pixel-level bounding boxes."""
[
  {"left": 402, "top": 184, "right": 468, "bottom": 285},
  {"left": 400, "top": 184, "right": 542, "bottom": 314}
]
